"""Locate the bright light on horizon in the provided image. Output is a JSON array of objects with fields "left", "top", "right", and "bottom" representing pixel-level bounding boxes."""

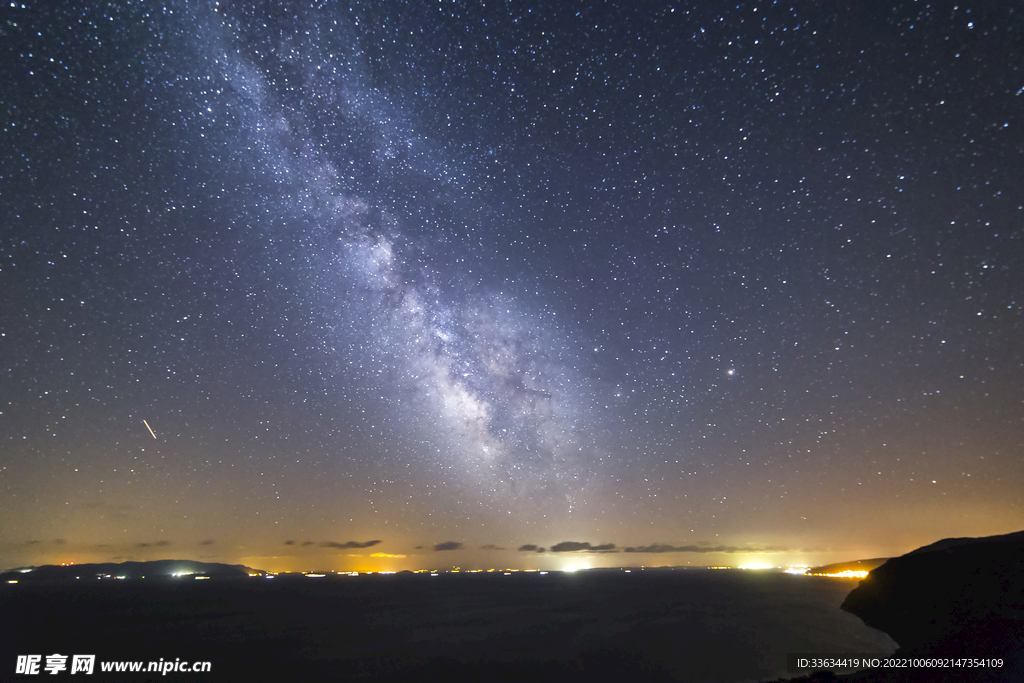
[
  {"left": 808, "top": 569, "right": 869, "bottom": 579},
  {"left": 737, "top": 562, "right": 773, "bottom": 570}
]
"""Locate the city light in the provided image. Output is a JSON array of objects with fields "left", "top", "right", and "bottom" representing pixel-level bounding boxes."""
[{"left": 807, "top": 569, "right": 869, "bottom": 579}]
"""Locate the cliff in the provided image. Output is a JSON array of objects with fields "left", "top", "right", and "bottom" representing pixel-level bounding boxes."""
[{"left": 840, "top": 530, "right": 1024, "bottom": 681}]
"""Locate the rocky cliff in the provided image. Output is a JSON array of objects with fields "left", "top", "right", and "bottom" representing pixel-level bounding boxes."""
[{"left": 840, "top": 530, "right": 1024, "bottom": 681}]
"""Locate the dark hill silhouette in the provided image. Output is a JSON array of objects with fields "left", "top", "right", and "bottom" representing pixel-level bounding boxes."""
[
  {"left": 902, "top": 529, "right": 1024, "bottom": 556},
  {"left": 837, "top": 529, "right": 1024, "bottom": 682},
  {"left": 0, "top": 560, "right": 256, "bottom": 582},
  {"left": 767, "top": 531, "right": 1024, "bottom": 683}
]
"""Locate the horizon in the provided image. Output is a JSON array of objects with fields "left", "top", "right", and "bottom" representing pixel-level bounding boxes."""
[
  {"left": 2, "top": 530, "right": 1002, "bottom": 576},
  {"left": 1, "top": 556, "right": 871, "bottom": 576},
  {"left": 2, "top": 3, "right": 1021, "bottom": 573}
]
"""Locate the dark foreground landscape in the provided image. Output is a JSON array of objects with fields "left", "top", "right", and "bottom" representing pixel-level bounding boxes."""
[
  {"left": 0, "top": 568, "right": 886, "bottom": 683},
  {"left": 822, "top": 530, "right": 1024, "bottom": 683},
  {"left": 1, "top": 531, "right": 1021, "bottom": 683}
]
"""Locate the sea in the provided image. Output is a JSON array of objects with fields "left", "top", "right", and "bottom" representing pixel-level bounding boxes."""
[{"left": 1, "top": 568, "right": 896, "bottom": 682}]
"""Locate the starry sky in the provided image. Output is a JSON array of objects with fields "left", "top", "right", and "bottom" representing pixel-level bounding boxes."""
[{"left": 2, "top": 0, "right": 1022, "bottom": 573}]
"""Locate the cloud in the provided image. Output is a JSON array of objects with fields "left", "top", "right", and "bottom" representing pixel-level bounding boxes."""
[
  {"left": 301, "top": 541, "right": 314, "bottom": 547},
  {"left": 370, "top": 552, "right": 407, "bottom": 558},
  {"left": 434, "top": 541, "right": 463, "bottom": 551},
  {"left": 284, "top": 540, "right": 296, "bottom": 546},
  {"left": 550, "top": 541, "right": 589, "bottom": 553},
  {"left": 136, "top": 540, "right": 172, "bottom": 548},
  {"left": 550, "top": 541, "right": 617, "bottom": 553},
  {"left": 622, "top": 544, "right": 788, "bottom": 554},
  {"left": 480, "top": 544, "right": 505, "bottom": 551},
  {"left": 518, "top": 544, "right": 539, "bottom": 552},
  {"left": 199, "top": 540, "right": 215, "bottom": 546},
  {"left": 623, "top": 544, "right": 683, "bottom": 554},
  {"left": 322, "top": 540, "right": 382, "bottom": 550}
]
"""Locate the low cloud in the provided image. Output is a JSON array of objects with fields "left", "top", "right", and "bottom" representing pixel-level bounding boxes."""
[
  {"left": 550, "top": 541, "right": 617, "bottom": 553},
  {"left": 199, "top": 540, "right": 215, "bottom": 546},
  {"left": 518, "top": 544, "right": 539, "bottom": 552},
  {"left": 137, "top": 540, "right": 172, "bottom": 548},
  {"left": 480, "top": 544, "right": 504, "bottom": 551},
  {"left": 322, "top": 540, "right": 382, "bottom": 550},
  {"left": 622, "top": 544, "right": 788, "bottom": 554},
  {"left": 434, "top": 541, "right": 463, "bottom": 551},
  {"left": 284, "top": 540, "right": 296, "bottom": 546}
]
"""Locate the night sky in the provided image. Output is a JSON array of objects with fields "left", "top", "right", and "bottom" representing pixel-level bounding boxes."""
[{"left": 2, "top": 1, "right": 1022, "bottom": 573}]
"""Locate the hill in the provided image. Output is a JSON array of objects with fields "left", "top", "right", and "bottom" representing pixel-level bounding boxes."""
[{"left": 0, "top": 559, "right": 258, "bottom": 582}]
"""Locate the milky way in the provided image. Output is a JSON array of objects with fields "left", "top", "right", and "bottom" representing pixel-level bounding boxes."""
[
  {"left": 205, "top": 2, "right": 612, "bottom": 509},
  {"left": 2, "top": 1, "right": 1022, "bottom": 570}
]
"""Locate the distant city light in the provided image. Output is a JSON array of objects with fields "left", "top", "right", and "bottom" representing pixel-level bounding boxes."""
[{"left": 807, "top": 569, "right": 869, "bottom": 579}]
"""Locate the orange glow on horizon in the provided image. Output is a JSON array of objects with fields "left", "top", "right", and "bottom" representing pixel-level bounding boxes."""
[{"left": 807, "top": 569, "right": 869, "bottom": 579}]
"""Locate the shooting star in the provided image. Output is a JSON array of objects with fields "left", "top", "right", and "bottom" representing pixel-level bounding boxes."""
[{"left": 143, "top": 419, "right": 157, "bottom": 440}]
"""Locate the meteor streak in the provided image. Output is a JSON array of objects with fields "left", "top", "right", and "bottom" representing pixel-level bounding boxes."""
[{"left": 143, "top": 419, "right": 157, "bottom": 440}]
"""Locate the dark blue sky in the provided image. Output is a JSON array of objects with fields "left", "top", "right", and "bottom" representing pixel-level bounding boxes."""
[{"left": 1, "top": 1, "right": 1021, "bottom": 571}]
